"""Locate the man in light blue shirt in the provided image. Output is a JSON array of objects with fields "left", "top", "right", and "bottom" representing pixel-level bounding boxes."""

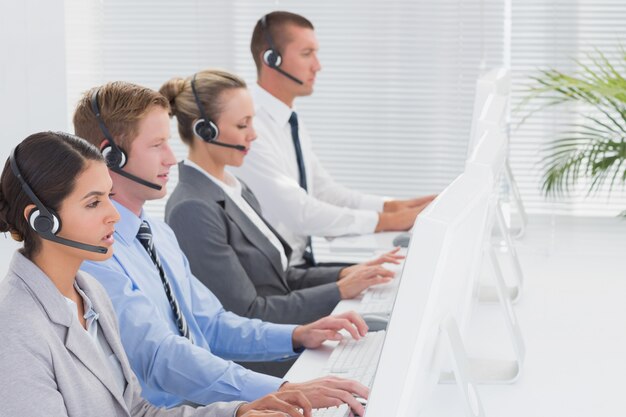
[{"left": 75, "top": 81, "right": 369, "bottom": 415}]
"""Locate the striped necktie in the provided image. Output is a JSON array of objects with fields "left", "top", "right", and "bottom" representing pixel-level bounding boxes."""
[{"left": 137, "top": 220, "right": 191, "bottom": 340}]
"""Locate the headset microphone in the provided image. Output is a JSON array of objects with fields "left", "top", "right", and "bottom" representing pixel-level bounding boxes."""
[
  {"left": 211, "top": 142, "right": 246, "bottom": 151},
  {"left": 9, "top": 147, "right": 109, "bottom": 254},
  {"left": 90, "top": 90, "right": 163, "bottom": 191},
  {"left": 260, "top": 15, "right": 304, "bottom": 85},
  {"left": 269, "top": 65, "right": 304, "bottom": 85},
  {"left": 190, "top": 74, "right": 247, "bottom": 152}
]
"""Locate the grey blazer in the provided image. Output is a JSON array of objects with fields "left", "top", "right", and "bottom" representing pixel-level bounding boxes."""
[
  {"left": 165, "top": 162, "right": 342, "bottom": 325},
  {"left": 0, "top": 251, "right": 241, "bottom": 417}
]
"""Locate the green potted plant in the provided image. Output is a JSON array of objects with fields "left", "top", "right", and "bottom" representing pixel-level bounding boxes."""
[{"left": 524, "top": 49, "right": 626, "bottom": 215}]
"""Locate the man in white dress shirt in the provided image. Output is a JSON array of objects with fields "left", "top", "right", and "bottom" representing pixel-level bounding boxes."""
[{"left": 231, "top": 11, "right": 435, "bottom": 266}]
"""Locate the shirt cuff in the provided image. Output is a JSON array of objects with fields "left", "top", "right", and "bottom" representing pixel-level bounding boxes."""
[
  {"left": 241, "top": 371, "right": 284, "bottom": 402},
  {"left": 358, "top": 209, "right": 380, "bottom": 234},
  {"left": 265, "top": 323, "right": 299, "bottom": 358},
  {"left": 232, "top": 401, "right": 248, "bottom": 417},
  {"left": 358, "top": 194, "right": 387, "bottom": 212}
]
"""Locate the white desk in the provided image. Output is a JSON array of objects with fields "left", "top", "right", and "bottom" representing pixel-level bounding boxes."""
[
  {"left": 312, "top": 231, "right": 403, "bottom": 264},
  {"left": 288, "top": 215, "right": 626, "bottom": 416}
]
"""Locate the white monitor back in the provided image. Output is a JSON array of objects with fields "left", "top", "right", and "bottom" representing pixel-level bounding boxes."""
[
  {"left": 466, "top": 128, "right": 508, "bottom": 183},
  {"left": 476, "top": 67, "right": 510, "bottom": 96},
  {"left": 467, "top": 67, "right": 510, "bottom": 156},
  {"left": 365, "top": 169, "right": 492, "bottom": 417}
]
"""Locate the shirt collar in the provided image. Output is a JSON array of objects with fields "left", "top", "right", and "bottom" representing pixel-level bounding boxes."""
[
  {"left": 251, "top": 83, "right": 294, "bottom": 128},
  {"left": 112, "top": 200, "right": 145, "bottom": 246},
  {"left": 182, "top": 159, "right": 241, "bottom": 197},
  {"left": 64, "top": 281, "right": 100, "bottom": 331}
]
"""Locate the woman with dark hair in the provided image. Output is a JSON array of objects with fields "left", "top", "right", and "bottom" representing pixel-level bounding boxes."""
[{"left": 0, "top": 131, "right": 310, "bottom": 417}]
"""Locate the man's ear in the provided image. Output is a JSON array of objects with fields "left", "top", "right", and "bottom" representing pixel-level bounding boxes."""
[{"left": 99, "top": 139, "right": 109, "bottom": 152}]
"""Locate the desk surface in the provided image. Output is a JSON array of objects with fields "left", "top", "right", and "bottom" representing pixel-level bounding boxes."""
[{"left": 288, "top": 215, "right": 626, "bottom": 416}]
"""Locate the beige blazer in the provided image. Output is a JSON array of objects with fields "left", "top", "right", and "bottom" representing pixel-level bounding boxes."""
[{"left": 0, "top": 251, "right": 242, "bottom": 417}]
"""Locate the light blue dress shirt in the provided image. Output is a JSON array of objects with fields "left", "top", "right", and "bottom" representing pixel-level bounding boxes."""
[{"left": 81, "top": 201, "right": 297, "bottom": 408}]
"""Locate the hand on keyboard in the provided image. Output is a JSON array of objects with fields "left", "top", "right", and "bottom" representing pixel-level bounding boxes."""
[
  {"left": 292, "top": 311, "right": 368, "bottom": 349},
  {"left": 324, "top": 331, "right": 386, "bottom": 388},
  {"left": 336, "top": 265, "right": 395, "bottom": 299},
  {"left": 280, "top": 375, "right": 368, "bottom": 417},
  {"left": 340, "top": 247, "right": 404, "bottom": 277},
  {"left": 236, "top": 389, "right": 311, "bottom": 417},
  {"left": 365, "top": 246, "right": 405, "bottom": 265}
]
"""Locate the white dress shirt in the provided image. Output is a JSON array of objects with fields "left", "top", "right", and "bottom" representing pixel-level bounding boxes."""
[
  {"left": 183, "top": 159, "right": 289, "bottom": 271},
  {"left": 230, "top": 83, "right": 384, "bottom": 264}
]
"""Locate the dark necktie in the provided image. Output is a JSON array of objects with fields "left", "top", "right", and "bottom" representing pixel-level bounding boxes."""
[
  {"left": 288, "top": 112, "right": 316, "bottom": 266},
  {"left": 137, "top": 221, "right": 191, "bottom": 340}
]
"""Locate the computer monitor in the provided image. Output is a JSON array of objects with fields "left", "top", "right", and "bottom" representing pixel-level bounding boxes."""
[
  {"left": 467, "top": 68, "right": 528, "bottom": 239},
  {"left": 468, "top": 93, "right": 508, "bottom": 157},
  {"left": 464, "top": 131, "right": 526, "bottom": 381},
  {"left": 467, "top": 68, "right": 510, "bottom": 157},
  {"left": 365, "top": 169, "right": 492, "bottom": 417},
  {"left": 467, "top": 127, "right": 525, "bottom": 301},
  {"left": 467, "top": 128, "right": 508, "bottom": 182},
  {"left": 473, "top": 68, "right": 510, "bottom": 106}
]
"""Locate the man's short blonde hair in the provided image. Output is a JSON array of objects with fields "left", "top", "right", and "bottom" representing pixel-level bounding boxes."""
[{"left": 73, "top": 81, "right": 169, "bottom": 151}]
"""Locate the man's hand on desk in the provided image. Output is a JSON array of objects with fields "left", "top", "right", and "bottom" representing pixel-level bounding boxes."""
[
  {"left": 292, "top": 311, "right": 368, "bottom": 349},
  {"left": 279, "top": 376, "right": 368, "bottom": 417},
  {"left": 237, "top": 390, "right": 311, "bottom": 417},
  {"left": 375, "top": 204, "right": 426, "bottom": 232},
  {"left": 376, "top": 194, "right": 437, "bottom": 232},
  {"left": 383, "top": 194, "right": 438, "bottom": 213},
  {"left": 336, "top": 265, "right": 395, "bottom": 299}
]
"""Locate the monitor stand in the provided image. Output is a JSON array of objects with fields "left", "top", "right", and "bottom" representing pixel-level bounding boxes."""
[
  {"left": 442, "top": 245, "right": 526, "bottom": 384},
  {"left": 504, "top": 159, "right": 528, "bottom": 239},
  {"left": 441, "top": 316, "right": 486, "bottom": 417},
  {"left": 479, "top": 201, "right": 524, "bottom": 304}
]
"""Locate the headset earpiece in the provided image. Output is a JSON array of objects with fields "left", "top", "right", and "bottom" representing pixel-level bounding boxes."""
[
  {"left": 101, "top": 142, "right": 127, "bottom": 169},
  {"left": 190, "top": 73, "right": 220, "bottom": 143},
  {"left": 263, "top": 48, "right": 282, "bottom": 68},
  {"left": 193, "top": 118, "right": 220, "bottom": 143},
  {"left": 28, "top": 207, "right": 61, "bottom": 235}
]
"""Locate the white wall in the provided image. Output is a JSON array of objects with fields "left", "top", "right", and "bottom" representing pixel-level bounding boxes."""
[{"left": 0, "top": 0, "right": 68, "bottom": 277}]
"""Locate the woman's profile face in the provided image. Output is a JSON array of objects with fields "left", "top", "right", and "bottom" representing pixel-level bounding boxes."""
[
  {"left": 54, "top": 160, "right": 120, "bottom": 261},
  {"left": 213, "top": 87, "right": 257, "bottom": 167}
]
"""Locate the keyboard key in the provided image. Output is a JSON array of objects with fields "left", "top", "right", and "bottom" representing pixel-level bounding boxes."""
[{"left": 312, "top": 404, "right": 350, "bottom": 417}]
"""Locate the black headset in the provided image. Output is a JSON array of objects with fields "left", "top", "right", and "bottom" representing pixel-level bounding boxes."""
[
  {"left": 90, "top": 89, "right": 162, "bottom": 190},
  {"left": 190, "top": 73, "right": 220, "bottom": 142},
  {"left": 190, "top": 73, "right": 245, "bottom": 151},
  {"left": 260, "top": 14, "right": 304, "bottom": 85},
  {"left": 9, "top": 145, "right": 108, "bottom": 254}
]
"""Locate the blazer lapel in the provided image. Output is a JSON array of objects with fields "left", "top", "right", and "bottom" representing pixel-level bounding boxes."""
[
  {"left": 64, "top": 320, "right": 128, "bottom": 411},
  {"left": 77, "top": 273, "right": 135, "bottom": 408},
  {"left": 179, "top": 163, "right": 290, "bottom": 288},
  {"left": 240, "top": 182, "right": 293, "bottom": 261},
  {"left": 221, "top": 197, "right": 288, "bottom": 285}
]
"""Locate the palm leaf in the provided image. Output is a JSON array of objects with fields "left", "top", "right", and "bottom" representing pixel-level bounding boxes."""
[{"left": 525, "top": 49, "right": 626, "bottom": 214}]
